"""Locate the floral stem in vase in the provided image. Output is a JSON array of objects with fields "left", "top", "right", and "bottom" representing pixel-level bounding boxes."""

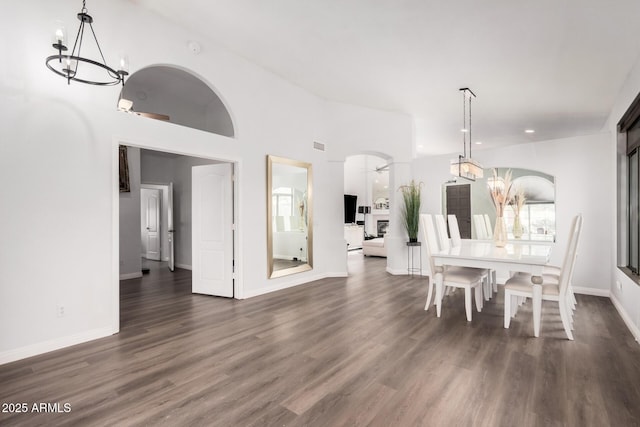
[{"left": 513, "top": 214, "right": 523, "bottom": 239}]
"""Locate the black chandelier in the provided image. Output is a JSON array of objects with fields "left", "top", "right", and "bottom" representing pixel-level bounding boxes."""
[{"left": 45, "top": 0, "right": 128, "bottom": 86}]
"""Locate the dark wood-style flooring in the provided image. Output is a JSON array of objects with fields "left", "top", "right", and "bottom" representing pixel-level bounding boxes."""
[{"left": 2, "top": 253, "right": 640, "bottom": 426}]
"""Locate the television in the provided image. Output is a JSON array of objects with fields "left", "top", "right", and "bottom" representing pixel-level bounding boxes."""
[{"left": 344, "top": 194, "right": 357, "bottom": 224}]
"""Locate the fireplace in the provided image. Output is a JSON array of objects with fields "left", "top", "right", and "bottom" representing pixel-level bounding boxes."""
[{"left": 377, "top": 220, "right": 389, "bottom": 237}]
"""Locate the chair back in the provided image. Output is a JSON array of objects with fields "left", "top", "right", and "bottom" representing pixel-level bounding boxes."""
[
  {"left": 420, "top": 214, "right": 440, "bottom": 275},
  {"left": 448, "top": 214, "right": 462, "bottom": 247},
  {"left": 473, "top": 215, "right": 487, "bottom": 239},
  {"left": 558, "top": 214, "right": 583, "bottom": 298},
  {"left": 434, "top": 214, "right": 450, "bottom": 251},
  {"left": 483, "top": 214, "right": 493, "bottom": 238}
]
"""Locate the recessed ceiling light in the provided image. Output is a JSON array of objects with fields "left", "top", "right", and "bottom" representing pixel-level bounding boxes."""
[
  {"left": 417, "top": 144, "right": 424, "bottom": 149},
  {"left": 475, "top": 141, "right": 482, "bottom": 145},
  {"left": 525, "top": 129, "right": 535, "bottom": 134},
  {"left": 461, "top": 128, "right": 468, "bottom": 133}
]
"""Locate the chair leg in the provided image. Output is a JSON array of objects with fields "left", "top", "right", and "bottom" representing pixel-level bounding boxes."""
[
  {"left": 532, "top": 285, "right": 542, "bottom": 338},
  {"left": 483, "top": 275, "right": 491, "bottom": 301},
  {"left": 504, "top": 291, "right": 512, "bottom": 328},
  {"left": 465, "top": 288, "right": 472, "bottom": 321},
  {"left": 492, "top": 270, "right": 497, "bottom": 292},
  {"left": 559, "top": 299, "right": 574, "bottom": 340},
  {"left": 475, "top": 285, "right": 483, "bottom": 312},
  {"left": 511, "top": 295, "right": 519, "bottom": 317},
  {"left": 424, "top": 280, "right": 434, "bottom": 311}
]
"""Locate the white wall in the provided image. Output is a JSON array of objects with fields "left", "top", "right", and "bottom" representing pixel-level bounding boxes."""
[
  {"left": 413, "top": 133, "right": 613, "bottom": 294},
  {"left": 0, "top": 0, "right": 413, "bottom": 363},
  {"left": 119, "top": 147, "right": 142, "bottom": 279},
  {"left": 606, "top": 52, "right": 640, "bottom": 341}
]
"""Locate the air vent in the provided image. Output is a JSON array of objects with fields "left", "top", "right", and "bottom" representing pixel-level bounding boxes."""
[{"left": 313, "top": 141, "right": 325, "bottom": 151}]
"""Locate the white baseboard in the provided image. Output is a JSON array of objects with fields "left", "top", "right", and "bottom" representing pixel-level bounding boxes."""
[
  {"left": 175, "top": 263, "right": 192, "bottom": 270},
  {"left": 610, "top": 293, "right": 640, "bottom": 343},
  {"left": 0, "top": 326, "right": 116, "bottom": 365},
  {"left": 242, "top": 272, "right": 333, "bottom": 299},
  {"left": 119, "top": 272, "right": 143, "bottom": 280},
  {"left": 573, "top": 286, "right": 610, "bottom": 297},
  {"left": 386, "top": 267, "right": 427, "bottom": 277},
  {"left": 325, "top": 272, "right": 348, "bottom": 278}
]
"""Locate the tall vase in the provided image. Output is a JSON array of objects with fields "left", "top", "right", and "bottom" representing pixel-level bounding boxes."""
[
  {"left": 494, "top": 216, "right": 508, "bottom": 247},
  {"left": 513, "top": 214, "right": 523, "bottom": 239}
]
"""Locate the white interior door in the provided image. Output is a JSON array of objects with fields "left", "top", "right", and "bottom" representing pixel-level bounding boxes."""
[
  {"left": 167, "top": 182, "right": 175, "bottom": 272},
  {"left": 192, "top": 163, "right": 233, "bottom": 297},
  {"left": 141, "top": 188, "right": 161, "bottom": 261}
]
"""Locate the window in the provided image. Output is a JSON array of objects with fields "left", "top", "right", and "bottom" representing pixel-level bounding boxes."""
[
  {"left": 618, "top": 91, "right": 640, "bottom": 275},
  {"left": 504, "top": 203, "right": 555, "bottom": 242}
]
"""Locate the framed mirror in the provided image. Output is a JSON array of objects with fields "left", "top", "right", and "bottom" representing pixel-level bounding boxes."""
[
  {"left": 443, "top": 167, "right": 556, "bottom": 242},
  {"left": 267, "top": 155, "right": 313, "bottom": 278}
]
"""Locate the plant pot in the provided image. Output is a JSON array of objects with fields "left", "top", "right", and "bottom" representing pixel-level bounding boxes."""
[
  {"left": 409, "top": 237, "right": 418, "bottom": 243},
  {"left": 493, "top": 216, "right": 507, "bottom": 247}
]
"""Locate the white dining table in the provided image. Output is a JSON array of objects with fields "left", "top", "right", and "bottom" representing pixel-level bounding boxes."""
[{"left": 431, "top": 239, "right": 553, "bottom": 336}]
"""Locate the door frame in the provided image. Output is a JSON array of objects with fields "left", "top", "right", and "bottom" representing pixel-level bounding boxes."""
[{"left": 111, "top": 136, "right": 243, "bottom": 334}]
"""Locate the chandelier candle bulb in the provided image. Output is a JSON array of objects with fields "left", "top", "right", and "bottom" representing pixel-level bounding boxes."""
[
  {"left": 52, "top": 24, "right": 67, "bottom": 51},
  {"left": 118, "top": 55, "right": 129, "bottom": 75}
]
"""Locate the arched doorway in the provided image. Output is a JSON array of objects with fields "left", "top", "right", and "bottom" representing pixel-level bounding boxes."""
[
  {"left": 119, "top": 65, "right": 235, "bottom": 137},
  {"left": 344, "top": 152, "right": 392, "bottom": 272}
]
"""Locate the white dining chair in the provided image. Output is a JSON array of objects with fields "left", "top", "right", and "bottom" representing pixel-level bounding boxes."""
[
  {"left": 447, "top": 214, "right": 493, "bottom": 300},
  {"left": 483, "top": 214, "right": 493, "bottom": 239},
  {"left": 542, "top": 217, "right": 584, "bottom": 312},
  {"left": 473, "top": 214, "right": 488, "bottom": 239},
  {"left": 503, "top": 214, "right": 582, "bottom": 339},
  {"left": 482, "top": 214, "right": 499, "bottom": 293},
  {"left": 421, "top": 214, "right": 484, "bottom": 321},
  {"left": 447, "top": 214, "right": 462, "bottom": 247}
]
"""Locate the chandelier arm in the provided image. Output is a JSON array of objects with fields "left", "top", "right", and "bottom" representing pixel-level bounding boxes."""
[
  {"left": 70, "top": 19, "right": 83, "bottom": 59},
  {"left": 46, "top": 55, "right": 122, "bottom": 86},
  {"left": 87, "top": 23, "right": 120, "bottom": 80}
]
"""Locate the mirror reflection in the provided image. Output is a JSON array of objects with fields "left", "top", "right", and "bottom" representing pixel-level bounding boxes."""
[
  {"left": 267, "top": 155, "right": 313, "bottom": 278},
  {"left": 444, "top": 167, "right": 556, "bottom": 242}
]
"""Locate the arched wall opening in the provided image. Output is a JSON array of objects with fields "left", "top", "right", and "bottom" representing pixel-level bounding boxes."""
[
  {"left": 344, "top": 152, "right": 394, "bottom": 272},
  {"left": 119, "top": 65, "right": 235, "bottom": 137}
]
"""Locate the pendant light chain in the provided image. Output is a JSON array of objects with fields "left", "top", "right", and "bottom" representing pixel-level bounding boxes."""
[
  {"left": 469, "top": 94, "right": 472, "bottom": 159},
  {"left": 462, "top": 89, "right": 467, "bottom": 158}
]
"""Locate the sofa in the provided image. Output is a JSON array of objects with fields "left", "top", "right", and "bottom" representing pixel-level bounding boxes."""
[{"left": 362, "top": 237, "right": 386, "bottom": 257}]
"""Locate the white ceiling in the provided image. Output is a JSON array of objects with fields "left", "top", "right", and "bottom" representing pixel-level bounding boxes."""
[{"left": 133, "top": 0, "right": 640, "bottom": 155}]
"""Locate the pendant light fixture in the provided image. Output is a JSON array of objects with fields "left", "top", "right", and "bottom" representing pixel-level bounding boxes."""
[
  {"left": 450, "top": 87, "right": 483, "bottom": 181},
  {"left": 45, "top": 0, "right": 128, "bottom": 86}
]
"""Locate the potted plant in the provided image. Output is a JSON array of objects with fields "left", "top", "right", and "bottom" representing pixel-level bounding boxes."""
[{"left": 399, "top": 180, "right": 423, "bottom": 242}]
